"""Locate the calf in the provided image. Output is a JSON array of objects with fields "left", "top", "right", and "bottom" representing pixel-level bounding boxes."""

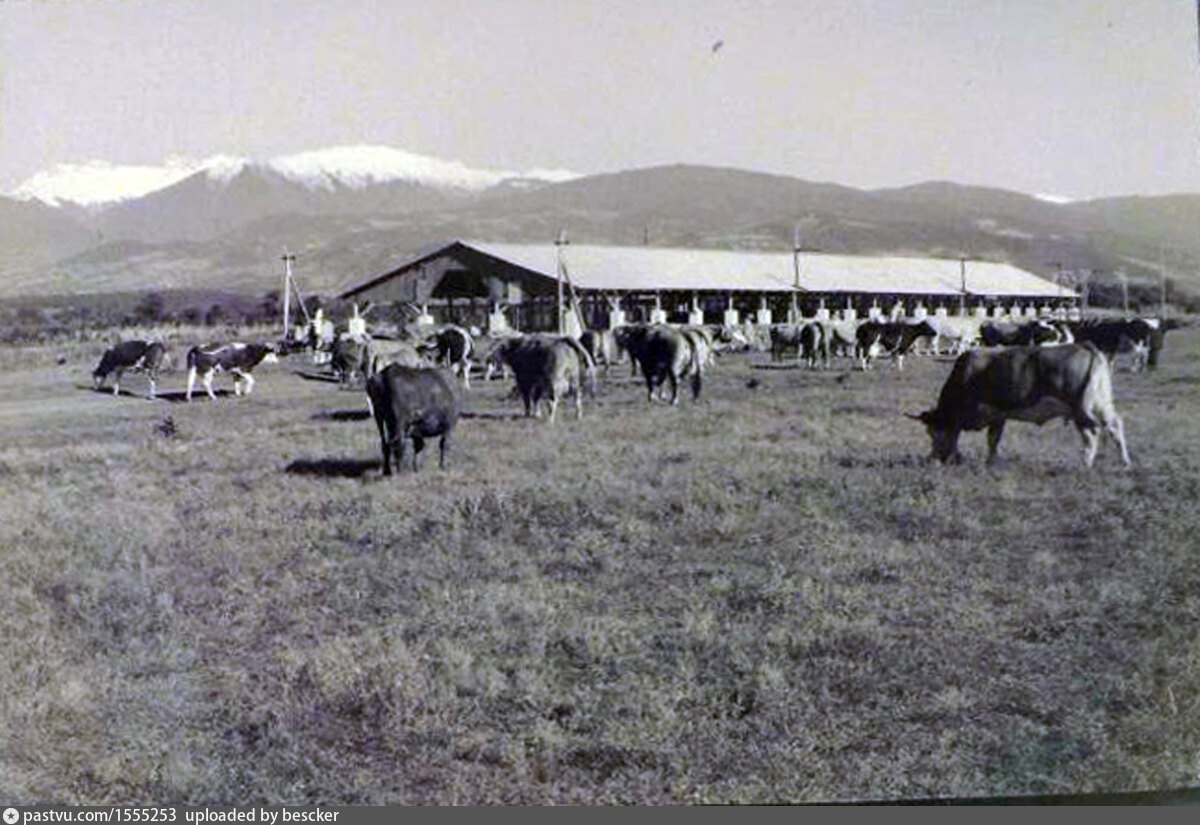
[
  {"left": 908, "top": 342, "right": 1129, "bottom": 468},
  {"left": 185, "top": 342, "right": 279, "bottom": 401},
  {"left": 93, "top": 340, "right": 166, "bottom": 398},
  {"left": 365, "top": 364, "right": 459, "bottom": 473}
]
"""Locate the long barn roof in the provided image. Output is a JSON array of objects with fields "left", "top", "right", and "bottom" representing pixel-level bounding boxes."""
[{"left": 341, "top": 240, "right": 1074, "bottom": 299}]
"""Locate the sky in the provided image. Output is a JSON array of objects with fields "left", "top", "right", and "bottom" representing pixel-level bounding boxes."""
[{"left": 2, "top": 0, "right": 1199, "bottom": 200}]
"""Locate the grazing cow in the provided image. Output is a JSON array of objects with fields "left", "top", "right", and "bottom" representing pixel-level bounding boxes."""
[
  {"left": 365, "top": 364, "right": 459, "bottom": 473},
  {"left": 624, "top": 324, "right": 703, "bottom": 404},
  {"left": 185, "top": 342, "right": 279, "bottom": 401},
  {"left": 580, "top": 328, "right": 620, "bottom": 376},
  {"left": 1069, "top": 317, "right": 1184, "bottom": 372},
  {"left": 421, "top": 325, "right": 474, "bottom": 388},
  {"left": 855, "top": 320, "right": 937, "bottom": 370},
  {"left": 93, "top": 340, "right": 166, "bottom": 398},
  {"left": 980, "top": 319, "right": 1072, "bottom": 347},
  {"left": 491, "top": 334, "right": 592, "bottom": 423},
  {"left": 908, "top": 343, "right": 1130, "bottom": 468}
]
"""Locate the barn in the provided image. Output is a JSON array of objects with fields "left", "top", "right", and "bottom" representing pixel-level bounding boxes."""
[{"left": 337, "top": 240, "right": 1075, "bottom": 334}]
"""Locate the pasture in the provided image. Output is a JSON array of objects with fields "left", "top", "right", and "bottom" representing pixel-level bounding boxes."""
[{"left": 3, "top": 327, "right": 1200, "bottom": 804}]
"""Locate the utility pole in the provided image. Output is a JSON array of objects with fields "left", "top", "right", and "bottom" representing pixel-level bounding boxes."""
[
  {"left": 1117, "top": 269, "right": 1129, "bottom": 315},
  {"left": 555, "top": 229, "right": 567, "bottom": 334},
  {"left": 281, "top": 251, "right": 296, "bottom": 342},
  {"left": 959, "top": 257, "right": 967, "bottom": 315}
]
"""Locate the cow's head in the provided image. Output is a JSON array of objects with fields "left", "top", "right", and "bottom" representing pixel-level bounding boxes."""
[{"left": 906, "top": 410, "right": 960, "bottom": 463}]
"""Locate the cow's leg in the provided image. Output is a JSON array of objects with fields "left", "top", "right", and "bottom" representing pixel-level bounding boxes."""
[
  {"left": 186, "top": 367, "right": 197, "bottom": 401},
  {"left": 460, "top": 360, "right": 470, "bottom": 390},
  {"left": 242, "top": 371, "right": 255, "bottom": 396},
  {"left": 1078, "top": 423, "right": 1101, "bottom": 468},
  {"left": 1108, "top": 414, "right": 1131, "bottom": 467},
  {"left": 669, "top": 373, "right": 680, "bottom": 406},
  {"left": 547, "top": 395, "right": 558, "bottom": 425},
  {"left": 985, "top": 421, "right": 1006, "bottom": 464},
  {"left": 112, "top": 367, "right": 124, "bottom": 396},
  {"left": 395, "top": 436, "right": 409, "bottom": 474},
  {"left": 411, "top": 436, "right": 426, "bottom": 471},
  {"left": 691, "top": 372, "right": 702, "bottom": 402},
  {"left": 438, "top": 433, "right": 450, "bottom": 470},
  {"left": 147, "top": 374, "right": 157, "bottom": 399},
  {"left": 203, "top": 370, "right": 217, "bottom": 400}
]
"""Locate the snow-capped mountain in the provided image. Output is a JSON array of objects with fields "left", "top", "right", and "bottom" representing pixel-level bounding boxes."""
[{"left": 9, "top": 144, "right": 581, "bottom": 210}]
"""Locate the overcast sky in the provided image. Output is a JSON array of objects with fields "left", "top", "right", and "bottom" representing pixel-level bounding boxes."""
[{"left": 2, "top": 0, "right": 1198, "bottom": 200}]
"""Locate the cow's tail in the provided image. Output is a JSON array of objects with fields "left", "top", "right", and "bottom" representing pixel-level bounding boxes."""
[{"left": 560, "top": 336, "right": 597, "bottom": 397}]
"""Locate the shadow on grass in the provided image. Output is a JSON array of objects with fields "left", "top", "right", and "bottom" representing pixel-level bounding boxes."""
[
  {"left": 460, "top": 410, "right": 526, "bottom": 420},
  {"left": 285, "top": 456, "right": 381, "bottom": 478},
  {"left": 292, "top": 370, "right": 342, "bottom": 384},
  {"left": 78, "top": 384, "right": 234, "bottom": 403},
  {"left": 312, "top": 409, "right": 372, "bottom": 422}
]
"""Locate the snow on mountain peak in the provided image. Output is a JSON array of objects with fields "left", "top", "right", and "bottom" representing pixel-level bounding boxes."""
[{"left": 8, "top": 145, "right": 581, "bottom": 207}]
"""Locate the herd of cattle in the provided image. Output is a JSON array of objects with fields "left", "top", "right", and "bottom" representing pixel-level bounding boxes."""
[{"left": 89, "top": 314, "right": 1185, "bottom": 472}]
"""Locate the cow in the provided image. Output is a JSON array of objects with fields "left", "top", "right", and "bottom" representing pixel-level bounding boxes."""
[
  {"left": 624, "top": 324, "right": 704, "bottom": 404},
  {"left": 613, "top": 323, "right": 651, "bottom": 377},
  {"left": 1068, "top": 317, "right": 1185, "bottom": 372},
  {"left": 420, "top": 325, "right": 474, "bottom": 388},
  {"left": 185, "top": 342, "right": 279, "bottom": 401},
  {"left": 922, "top": 315, "right": 984, "bottom": 356},
  {"left": 364, "top": 364, "right": 459, "bottom": 474},
  {"left": 491, "top": 334, "right": 592, "bottom": 423},
  {"left": 92, "top": 340, "right": 167, "bottom": 398},
  {"left": 681, "top": 325, "right": 717, "bottom": 368},
  {"left": 823, "top": 318, "right": 860, "bottom": 360},
  {"left": 579, "top": 328, "right": 621, "bottom": 376},
  {"left": 769, "top": 324, "right": 805, "bottom": 363},
  {"left": 907, "top": 343, "right": 1130, "bottom": 468},
  {"left": 364, "top": 338, "right": 425, "bottom": 378},
  {"left": 329, "top": 336, "right": 371, "bottom": 385},
  {"left": 854, "top": 320, "right": 937, "bottom": 370},
  {"left": 980, "top": 319, "right": 1072, "bottom": 347}
]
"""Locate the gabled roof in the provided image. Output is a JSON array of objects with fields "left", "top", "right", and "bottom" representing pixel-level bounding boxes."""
[{"left": 339, "top": 240, "right": 1074, "bottom": 299}]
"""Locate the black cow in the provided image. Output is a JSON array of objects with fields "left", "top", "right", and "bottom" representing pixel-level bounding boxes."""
[
  {"left": 93, "top": 340, "right": 167, "bottom": 398},
  {"left": 908, "top": 343, "right": 1130, "bottom": 467},
  {"left": 490, "top": 334, "right": 594, "bottom": 423},
  {"left": 980, "top": 319, "right": 1072, "bottom": 347},
  {"left": 623, "top": 324, "right": 703, "bottom": 404},
  {"left": 420, "top": 325, "right": 474, "bottom": 388},
  {"left": 1068, "top": 317, "right": 1184, "bottom": 372},
  {"left": 365, "top": 364, "right": 459, "bottom": 473},
  {"left": 185, "top": 342, "right": 279, "bottom": 401},
  {"left": 855, "top": 320, "right": 937, "bottom": 370}
]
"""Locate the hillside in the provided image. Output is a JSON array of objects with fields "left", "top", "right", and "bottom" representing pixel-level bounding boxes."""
[{"left": 3, "top": 163, "right": 1199, "bottom": 307}]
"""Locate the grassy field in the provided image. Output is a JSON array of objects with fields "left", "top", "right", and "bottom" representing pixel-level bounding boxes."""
[{"left": 3, "top": 327, "right": 1200, "bottom": 804}]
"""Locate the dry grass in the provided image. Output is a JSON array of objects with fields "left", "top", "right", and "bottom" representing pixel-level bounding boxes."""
[{"left": 2, "top": 329, "right": 1200, "bottom": 803}]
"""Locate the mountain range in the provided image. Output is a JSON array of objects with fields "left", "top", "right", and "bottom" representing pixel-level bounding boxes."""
[{"left": 3, "top": 144, "right": 1199, "bottom": 308}]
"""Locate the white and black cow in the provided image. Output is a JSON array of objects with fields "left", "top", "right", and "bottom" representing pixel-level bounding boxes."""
[
  {"left": 855, "top": 320, "right": 937, "bottom": 370},
  {"left": 420, "top": 325, "right": 474, "bottom": 389},
  {"left": 93, "top": 339, "right": 167, "bottom": 398},
  {"left": 365, "top": 363, "right": 460, "bottom": 473},
  {"left": 185, "top": 342, "right": 279, "bottom": 401},
  {"left": 1068, "top": 317, "right": 1185, "bottom": 372},
  {"left": 980, "top": 319, "right": 1073, "bottom": 347},
  {"left": 908, "top": 342, "right": 1130, "bottom": 468}
]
